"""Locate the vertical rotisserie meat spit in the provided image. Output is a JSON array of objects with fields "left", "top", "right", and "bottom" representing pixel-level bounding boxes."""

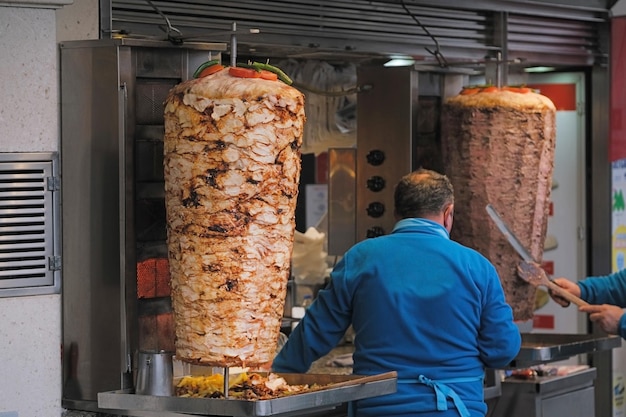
[
  {"left": 163, "top": 67, "right": 306, "bottom": 367},
  {"left": 441, "top": 86, "right": 556, "bottom": 320}
]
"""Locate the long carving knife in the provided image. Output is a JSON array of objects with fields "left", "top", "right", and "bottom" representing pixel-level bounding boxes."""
[
  {"left": 485, "top": 204, "right": 535, "bottom": 263},
  {"left": 485, "top": 204, "right": 588, "bottom": 307}
]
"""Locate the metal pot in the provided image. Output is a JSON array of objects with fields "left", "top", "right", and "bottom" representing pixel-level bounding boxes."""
[{"left": 135, "top": 350, "right": 174, "bottom": 396}]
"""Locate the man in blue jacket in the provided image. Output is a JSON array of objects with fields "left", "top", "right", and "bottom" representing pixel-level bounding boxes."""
[
  {"left": 551, "top": 271, "right": 626, "bottom": 339},
  {"left": 272, "top": 168, "right": 521, "bottom": 417}
]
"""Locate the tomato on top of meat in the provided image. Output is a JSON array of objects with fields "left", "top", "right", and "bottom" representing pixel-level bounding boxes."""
[
  {"left": 259, "top": 70, "right": 278, "bottom": 81},
  {"left": 460, "top": 87, "right": 480, "bottom": 95},
  {"left": 460, "top": 85, "right": 535, "bottom": 95},
  {"left": 228, "top": 62, "right": 293, "bottom": 85},
  {"left": 228, "top": 67, "right": 280, "bottom": 81},
  {"left": 193, "top": 59, "right": 222, "bottom": 78},
  {"left": 229, "top": 67, "right": 262, "bottom": 78},
  {"left": 198, "top": 64, "right": 225, "bottom": 78}
]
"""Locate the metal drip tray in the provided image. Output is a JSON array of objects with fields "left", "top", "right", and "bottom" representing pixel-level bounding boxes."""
[
  {"left": 508, "top": 333, "right": 622, "bottom": 368},
  {"left": 98, "top": 372, "right": 397, "bottom": 417}
]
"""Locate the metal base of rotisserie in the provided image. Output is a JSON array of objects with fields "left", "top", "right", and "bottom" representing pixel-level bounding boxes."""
[{"left": 98, "top": 372, "right": 397, "bottom": 417}]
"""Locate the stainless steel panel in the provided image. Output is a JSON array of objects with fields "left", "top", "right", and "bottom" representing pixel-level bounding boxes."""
[
  {"left": 327, "top": 148, "right": 356, "bottom": 256},
  {"left": 542, "top": 386, "right": 595, "bottom": 417},
  {"left": 589, "top": 55, "right": 612, "bottom": 417},
  {"left": 507, "top": 333, "right": 621, "bottom": 368},
  {"left": 483, "top": 369, "right": 501, "bottom": 400},
  {"left": 491, "top": 368, "right": 596, "bottom": 417},
  {"left": 60, "top": 39, "right": 225, "bottom": 407},
  {"left": 355, "top": 66, "right": 418, "bottom": 242},
  {"left": 61, "top": 43, "right": 126, "bottom": 402},
  {"left": 98, "top": 373, "right": 397, "bottom": 417}
]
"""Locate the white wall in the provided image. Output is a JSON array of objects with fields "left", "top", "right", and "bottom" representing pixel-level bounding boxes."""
[
  {"left": 56, "top": 0, "right": 98, "bottom": 41},
  {"left": 0, "top": 1, "right": 96, "bottom": 416}
]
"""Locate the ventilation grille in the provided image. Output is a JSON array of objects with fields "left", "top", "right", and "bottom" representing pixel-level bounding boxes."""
[
  {"left": 0, "top": 153, "right": 60, "bottom": 297},
  {"left": 109, "top": 0, "right": 608, "bottom": 65}
]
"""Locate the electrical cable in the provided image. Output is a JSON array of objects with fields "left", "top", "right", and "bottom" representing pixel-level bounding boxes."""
[{"left": 399, "top": 0, "right": 448, "bottom": 67}]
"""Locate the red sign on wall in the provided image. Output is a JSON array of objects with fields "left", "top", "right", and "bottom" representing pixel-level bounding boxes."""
[
  {"left": 533, "top": 314, "right": 555, "bottom": 329},
  {"left": 527, "top": 83, "right": 577, "bottom": 112},
  {"left": 541, "top": 260, "right": 554, "bottom": 276}
]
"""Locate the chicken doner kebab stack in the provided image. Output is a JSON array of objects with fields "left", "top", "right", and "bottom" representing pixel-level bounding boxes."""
[
  {"left": 441, "top": 86, "right": 556, "bottom": 321},
  {"left": 163, "top": 61, "right": 305, "bottom": 367}
]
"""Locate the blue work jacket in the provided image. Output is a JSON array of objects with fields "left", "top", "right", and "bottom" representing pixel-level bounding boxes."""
[{"left": 273, "top": 218, "right": 521, "bottom": 417}]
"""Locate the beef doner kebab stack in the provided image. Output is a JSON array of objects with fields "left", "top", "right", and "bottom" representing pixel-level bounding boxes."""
[
  {"left": 163, "top": 62, "right": 305, "bottom": 367},
  {"left": 441, "top": 86, "right": 556, "bottom": 321}
]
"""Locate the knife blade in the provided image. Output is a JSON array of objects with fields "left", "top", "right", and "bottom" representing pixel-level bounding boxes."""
[
  {"left": 485, "top": 204, "right": 535, "bottom": 263},
  {"left": 486, "top": 204, "right": 589, "bottom": 307}
]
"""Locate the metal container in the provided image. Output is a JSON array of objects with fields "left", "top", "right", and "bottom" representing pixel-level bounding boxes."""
[{"left": 136, "top": 350, "right": 174, "bottom": 396}]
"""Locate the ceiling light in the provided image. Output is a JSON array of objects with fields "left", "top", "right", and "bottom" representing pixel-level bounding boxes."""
[
  {"left": 524, "top": 66, "right": 556, "bottom": 73},
  {"left": 384, "top": 58, "right": 416, "bottom": 67}
]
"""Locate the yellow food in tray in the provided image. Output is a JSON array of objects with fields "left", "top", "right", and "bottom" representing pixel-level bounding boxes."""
[
  {"left": 176, "top": 372, "right": 249, "bottom": 397},
  {"left": 175, "top": 372, "right": 313, "bottom": 400}
]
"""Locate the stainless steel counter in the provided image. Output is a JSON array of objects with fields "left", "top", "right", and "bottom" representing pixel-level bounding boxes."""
[
  {"left": 489, "top": 367, "right": 597, "bottom": 417},
  {"left": 507, "top": 333, "right": 621, "bottom": 368},
  {"left": 94, "top": 333, "right": 621, "bottom": 417},
  {"left": 98, "top": 372, "right": 397, "bottom": 417},
  {"left": 310, "top": 333, "right": 622, "bottom": 373}
]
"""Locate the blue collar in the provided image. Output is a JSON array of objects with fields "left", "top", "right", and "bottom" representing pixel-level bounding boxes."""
[{"left": 391, "top": 218, "right": 450, "bottom": 239}]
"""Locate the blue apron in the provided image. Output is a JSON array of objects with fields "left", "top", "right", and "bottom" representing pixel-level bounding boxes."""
[{"left": 348, "top": 374, "right": 483, "bottom": 417}]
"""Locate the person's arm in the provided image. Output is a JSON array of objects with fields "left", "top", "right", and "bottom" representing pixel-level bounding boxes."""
[
  {"left": 579, "top": 269, "right": 626, "bottom": 306},
  {"left": 550, "top": 269, "right": 626, "bottom": 307},
  {"left": 550, "top": 269, "right": 626, "bottom": 340},
  {"left": 578, "top": 304, "right": 626, "bottom": 338},
  {"left": 272, "top": 257, "right": 353, "bottom": 373}
]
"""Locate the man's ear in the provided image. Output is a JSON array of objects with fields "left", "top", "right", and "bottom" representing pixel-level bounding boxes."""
[{"left": 443, "top": 203, "right": 454, "bottom": 231}]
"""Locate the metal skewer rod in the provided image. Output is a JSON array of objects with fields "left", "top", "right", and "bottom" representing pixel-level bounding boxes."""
[
  {"left": 223, "top": 366, "right": 229, "bottom": 398},
  {"left": 495, "top": 51, "right": 502, "bottom": 89},
  {"left": 230, "top": 22, "right": 237, "bottom": 68}
]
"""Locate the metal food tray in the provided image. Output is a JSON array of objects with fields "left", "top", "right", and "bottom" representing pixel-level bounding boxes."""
[
  {"left": 98, "top": 372, "right": 397, "bottom": 417},
  {"left": 507, "top": 333, "right": 622, "bottom": 368}
]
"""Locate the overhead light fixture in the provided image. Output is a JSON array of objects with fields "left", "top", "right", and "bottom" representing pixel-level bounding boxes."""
[
  {"left": 384, "top": 57, "right": 416, "bottom": 67},
  {"left": 524, "top": 66, "right": 556, "bottom": 73}
]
